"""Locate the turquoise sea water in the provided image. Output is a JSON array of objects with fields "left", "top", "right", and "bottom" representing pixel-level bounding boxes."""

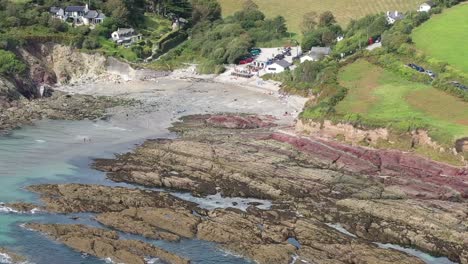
[{"left": 0, "top": 120, "right": 251, "bottom": 264}]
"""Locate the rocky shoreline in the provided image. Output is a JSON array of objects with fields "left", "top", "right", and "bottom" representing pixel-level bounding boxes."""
[
  {"left": 12, "top": 114, "right": 467, "bottom": 264},
  {"left": 0, "top": 91, "right": 136, "bottom": 134}
]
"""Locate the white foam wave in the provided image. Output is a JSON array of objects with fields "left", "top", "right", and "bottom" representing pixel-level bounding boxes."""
[
  {"left": 144, "top": 257, "right": 162, "bottom": 264},
  {"left": 0, "top": 203, "right": 41, "bottom": 215},
  {"left": 0, "top": 253, "right": 12, "bottom": 264},
  {"left": 0, "top": 252, "right": 34, "bottom": 264},
  {"left": 29, "top": 208, "right": 41, "bottom": 214},
  {"left": 103, "top": 257, "right": 125, "bottom": 264},
  {"left": 220, "top": 248, "right": 244, "bottom": 258},
  {"left": 0, "top": 204, "right": 18, "bottom": 214},
  {"left": 34, "top": 140, "right": 46, "bottom": 143}
]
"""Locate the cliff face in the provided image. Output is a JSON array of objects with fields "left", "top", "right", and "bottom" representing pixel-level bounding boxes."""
[
  {"left": 18, "top": 43, "right": 108, "bottom": 88},
  {"left": 0, "top": 43, "right": 108, "bottom": 102}
]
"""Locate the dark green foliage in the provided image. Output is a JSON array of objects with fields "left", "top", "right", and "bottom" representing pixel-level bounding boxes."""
[
  {"left": 381, "top": 31, "right": 411, "bottom": 51},
  {"left": 300, "top": 11, "right": 342, "bottom": 51},
  {"left": 158, "top": 30, "right": 188, "bottom": 53},
  {"left": 0, "top": 50, "right": 26, "bottom": 75},
  {"left": 82, "top": 36, "right": 101, "bottom": 49},
  {"left": 191, "top": 0, "right": 221, "bottom": 24}
]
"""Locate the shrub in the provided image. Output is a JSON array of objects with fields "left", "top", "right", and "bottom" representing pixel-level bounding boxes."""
[{"left": 0, "top": 50, "right": 26, "bottom": 75}]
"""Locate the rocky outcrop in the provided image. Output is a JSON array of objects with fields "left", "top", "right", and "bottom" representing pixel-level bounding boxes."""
[
  {"left": 0, "top": 91, "right": 132, "bottom": 133},
  {"left": 206, "top": 114, "right": 277, "bottom": 129},
  {"left": 27, "top": 183, "right": 200, "bottom": 214},
  {"left": 91, "top": 114, "right": 467, "bottom": 263},
  {"left": 270, "top": 132, "right": 468, "bottom": 200},
  {"left": 25, "top": 223, "right": 189, "bottom": 264},
  {"left": 296, "top": 119, "right": 389, "bottom": 145},
  {"left": 15, "top": 114, "right": 467, "bottom": 263},
  {"left": 27, "top": 183, "right": 426, "bottom": 264},
  {"left": 0, "top": 248, "right": 28, "bottom": 264}
]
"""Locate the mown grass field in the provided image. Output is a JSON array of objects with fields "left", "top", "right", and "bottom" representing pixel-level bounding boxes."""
[
  {"left": 336, "top": 60, "right": 468, "bottom": 144},
  {"left": 218, "top": 0, "right": 422, "bottom": 34},
  {"left": 412, "top": 4, "right": 468, "bottom": 73}
]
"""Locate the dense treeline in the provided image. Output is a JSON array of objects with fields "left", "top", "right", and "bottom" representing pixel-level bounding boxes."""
[{"left": 155, "top": 0, "right": 289, "bottom": 72}]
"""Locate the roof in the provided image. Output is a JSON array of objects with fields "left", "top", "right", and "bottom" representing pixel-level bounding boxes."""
[
  {"left": 50, "top": 7, "right": 62, "bottom": 13},
  {"left": 115, "top": 28, "right": 135, "bottom": 35},
  {"left": 96, "top": 12, "right": 106, "bottom": 19},
  {"left": 423, "top": 1, "right": 436, "bottom": 6},
  {"left": 272, "top": 60, "right": 291, "bottom": 68},
  {"left": 84, "top": 10, "right": 98, "bottom": 19},
  {"left": 65, "top": 6, "right": 87, "bottom": 12},
  {"left": 310, "top": 47, "right": 331, "bottom": 55},
  {"left": 387, "top": 11, "right": 405, "bottom": 20}
]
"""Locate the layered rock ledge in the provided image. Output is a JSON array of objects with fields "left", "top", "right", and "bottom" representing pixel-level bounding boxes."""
[{"left": 18, "top": 114, "right": 467, "bottom": 264}]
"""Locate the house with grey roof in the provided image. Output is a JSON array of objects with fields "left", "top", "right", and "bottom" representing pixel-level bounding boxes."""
[
  {"left": 50, "top": 4, "right": 106, "bottom": 26},
  {"left": 111, "top": 28, "right": 142, "bottom": 46},
  {"left": 265, "top": 59, "right": 291, "bottom": 74},
  {"left": 418, "top": 1, "right": 436, "bottom": 12},
  {"left": 49, "top": 7, "right": 65, "bottom": 20},
  {"left": 300, "top": 47, "right": 331, "bottom": 63},
  {"left": 386, "top": 11, "right": 405, "bottom": 24}
]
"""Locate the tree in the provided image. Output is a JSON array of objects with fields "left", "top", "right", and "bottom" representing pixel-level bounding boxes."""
[
  {"left": 301, "top": 11, "right": 317, "bottom": 34},
  {"left": 271, "top": 16, "right": 287, "bottom": 34},
  {"left": 242, "top": 0, "right": 258, "bottom": 10},
  {"left": 318, "top": 11, "right": 335, "bottom": 27},
  {"left": 302, "top": 30, "right": 322, "bottom": 50},
  {"left": 321, "top": 29, "right": 336, "bottom": 46},
  {"left": 191, "top": 0, "right": 221, "bottom": 24},
  {"left": 105, "top": 0, "right": 129, "bottom": 24}
]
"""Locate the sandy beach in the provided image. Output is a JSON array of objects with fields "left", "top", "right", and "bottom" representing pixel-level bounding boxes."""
[{"left": 56, "top": 67, "right": 308, "bottom": 132}]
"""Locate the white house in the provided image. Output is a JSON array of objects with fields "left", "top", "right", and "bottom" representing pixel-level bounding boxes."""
[
  {"left": 112, "top": 28, "right": 142, "bottom": 45},
  {"left": 300, "top": 47, "right": 331, "bottom": 63},
  {"left": 51, "top": 4, "right": 106, "bottom": 25},
  {"left": 49, "top": 7, "right": 65, "bottom": 19},
  {"left": 265, "top": 60, "right": 291, "bottom": 74},
  {"left": 386, "top": 11, "right": 405, "bottom": 24},
  {"left": 418, "top": 1, "right": 436, "bottom": 12}
]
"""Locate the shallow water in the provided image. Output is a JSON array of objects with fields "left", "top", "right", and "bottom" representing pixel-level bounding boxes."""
[
  {"left": 326, "top": 223, "right": 457, "bottom": 264},
  {"left": 0, "top": 120, "right": 251, "bottom": 264}
]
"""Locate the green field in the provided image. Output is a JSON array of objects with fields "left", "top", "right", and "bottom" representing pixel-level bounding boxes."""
[
  {"left": 218, "top": 0, "right": 422, "bottom": 34},
  {"left": 412, "top": 4, "right": 468, "bottom": 73},
  {"left": 336, "top": 60, "right": 468, "bottom": 143}
]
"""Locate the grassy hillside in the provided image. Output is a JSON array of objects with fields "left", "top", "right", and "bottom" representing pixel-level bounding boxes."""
[
  {"left": 218, "top": 0, "right": 422, "bottom": 34},
  {"left": 412, "top": 4, "right": 468, "bottom": 73},
  {"left": 336, "top": 60, "right": 468, "bottom": 144}
]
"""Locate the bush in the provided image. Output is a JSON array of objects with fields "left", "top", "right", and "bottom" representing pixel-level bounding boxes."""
[
  {"left": 82, "top": 37, "right": 101, "bottom": 50},
  {"left": 0, "top": 50, "right": 26, "bottom": 75}
]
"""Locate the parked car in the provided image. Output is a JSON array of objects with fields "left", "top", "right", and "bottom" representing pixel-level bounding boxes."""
[
  {"left": 239, "top": 57, "right": 254, "bottom": 65},
  {"left": 425, "top": 70, "right": 436, "bottom": 78},
  {"left": 274, "top": 54, "right": 285, "bottom": 60},
  {"left": 450, "top": 81, "right": 468, "bottom": 91},
  {"left": 407, "top": 63, "right": 425, "bottom": 73},
  {"left": 249, "top": 48, "right": 261, "bottom": 56}
]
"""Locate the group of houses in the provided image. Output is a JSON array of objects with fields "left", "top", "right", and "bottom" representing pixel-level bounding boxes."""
[
  {"left": 49, "top": 4, "right": 142, "bottom": 46},
  {"left": 49, "top": 4, "right": 106, "bottom": 26},
  {"left": 386, "top": 1, "right": 436, "bottom": 24}
]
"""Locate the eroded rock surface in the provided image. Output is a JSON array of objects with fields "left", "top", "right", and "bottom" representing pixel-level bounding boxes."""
[
  {"left": 20, "top": 114, "right": 467, "bottom": 264},
  {"left": 92, "top": 114, "right": 467, "bottom": 263},
  {"left": 25, "top": 223, "right": 189, "bottom": 264}
]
